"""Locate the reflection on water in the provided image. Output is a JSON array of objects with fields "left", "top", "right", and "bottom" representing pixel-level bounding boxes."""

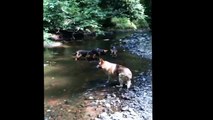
[{"left": 44, "top": 32, "right": 151, "bottom": 101}]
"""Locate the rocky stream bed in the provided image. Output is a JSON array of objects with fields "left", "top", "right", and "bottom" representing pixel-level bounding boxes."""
[{"left": 45, "top": 31, "right": 152, "bottom": 120}]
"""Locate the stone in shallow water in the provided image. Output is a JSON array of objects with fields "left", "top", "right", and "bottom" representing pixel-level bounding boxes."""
[
  {"left": 111, "top": 93, "right": 116, "bottom": 97},
  {"left": 87, "top": 96, "right": 94, "bottom": 100},
  {"left": 98, "top": 112, "right": 110, "bottom": 119},
  {"left": 105, "top": 103, "right": 111, "bottom": 108},
  {"left": 128, "top": 108, "right": 137, "bottom": 116},
  {"left": 46, "top": 109, "right": 51, "bottom": 112},
  {"left": 121, "top": 106, "right": 129, "bottom": 111}
]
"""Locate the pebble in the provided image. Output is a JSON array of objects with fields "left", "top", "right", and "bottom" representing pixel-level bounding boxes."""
[{"left": 47, "top": 109, "right": 51, "bottom": 112}]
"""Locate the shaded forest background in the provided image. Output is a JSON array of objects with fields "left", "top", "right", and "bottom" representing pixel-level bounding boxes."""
[{"left": 44, "top": 0, "right": 151, "bottom": 41}]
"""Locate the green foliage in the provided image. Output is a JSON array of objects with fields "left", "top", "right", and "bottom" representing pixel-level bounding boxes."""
[
  {"left": 111, "top": 17, "right": 137, "bottom": 29},
  {"left": 100, "top": 0, "right": 147, "bottom": 20},
  {"left": 72, "top": 0, "right": 104, "bottom": 31},
  {"left": 43, "top": 30, "right": 53, "bottom": 47},
  {"left": 132, "top": 18, "right": 149, "bottom": 28},
  {"left": 99, "top": 0, "right": 149, "bottom": 29},
  {"left": 43, "top": 0, "right": 80, "bottom": 30},
  {"left": 43, "top": 0, "right": 151, "bottom": 34},
  {"left": 124, "top": 0, "right": 147, "bottom": 20},
  {"left": 139, "top": 0, "right": 151, "bottom": 27},
  {"left": 43, "top": 31, "right": 50, "bottom": 41}
]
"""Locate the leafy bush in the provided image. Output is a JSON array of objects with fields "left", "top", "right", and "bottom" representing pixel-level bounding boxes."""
[
  {"left": 132, "top": 18, "right": 149, "bottom": 28},
  {"left": 99, "top": 0, "right": 148, "bottom": 29},
  {"left": 43, "top": 0, "right": 150, "bottom": 33},
  {"left": 44, "top": 0, "right": 106, "bottom": 32},
  {"left": 43, "top": 31, "right": 51, "bottom": 41},
  {"left": 111, "top": 17, "right": 137, "bottom": 29},
  {"left": 43, "top": 0, "right": 80, "bottom": 30}
]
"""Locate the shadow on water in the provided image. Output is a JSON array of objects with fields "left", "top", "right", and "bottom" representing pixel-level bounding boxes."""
[{"left": 44, "top": 32, "right": 151, "bottom": 101}]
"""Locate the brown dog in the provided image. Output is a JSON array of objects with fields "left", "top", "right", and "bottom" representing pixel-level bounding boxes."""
[{"left": 96, "top": 58, "right": 132, "bottom": 89}]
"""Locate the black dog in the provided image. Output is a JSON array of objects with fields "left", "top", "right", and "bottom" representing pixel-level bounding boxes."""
[
  {"left": 73, "top": 48, "right": 108, "bottom": 61},
  {"left": 73, "top": 50, "right": 91, "bottom": 61},
  {"left": 110, "top": 46, "right": 118, "bottom": 57},
  {"left": 91, "top": 48, "right": 108, "bottom": 57}
]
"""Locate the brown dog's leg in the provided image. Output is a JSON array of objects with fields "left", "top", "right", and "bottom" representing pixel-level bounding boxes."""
[
  {"left": 126, "top": 80, "right": 131, "bottom": 89},
  {"left": 116, "top": 74, "right": 124, "bottom": 88},
  {"left": 106, "top": 75, "right": 111, "bottom": 83}
]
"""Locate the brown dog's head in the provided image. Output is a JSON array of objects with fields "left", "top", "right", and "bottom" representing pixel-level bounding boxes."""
[{"left": 96, "top": 58, "right": 104, "bottom": 69}]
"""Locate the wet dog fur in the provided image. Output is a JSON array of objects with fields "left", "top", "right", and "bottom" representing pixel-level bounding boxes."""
[
  {"left": 96, "top": 58, "right": 132, "bottom": 89},
  {"left": 73, "top": 48, "right": 108, "bottom": 61},
  {"left": 110, "top": 46, "right": 118, "bottom": 57}
]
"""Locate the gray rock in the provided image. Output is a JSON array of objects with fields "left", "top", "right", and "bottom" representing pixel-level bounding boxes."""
[
  {"left": 90, "top": 101, "right": 98, "bottom": 106},
  {"left": 121, "top": 106, "right": 129, "bottom": 111},
  {"left": 105, "top": 103, "right": 111, "bottom": 108},
  {"left": 88, "top": 96, "right": 94, "bottom": 100},
  {"left": 110, "top": 112, "right": 123, "bottom": 120},
  {"left": 46, "top": 109, "right": 51, "bottom": 112},
  {"left": 64, "top": 100, "right": 69, "bottom": 104},
  {"left": 128, "top": 108, "right": 137, "bottom": 116},
  {"left": 111, "top": 93, "right": 116, "bottom": 97},
  {"left": 98, "top": 112, "right": 110, "bottom": 120}
]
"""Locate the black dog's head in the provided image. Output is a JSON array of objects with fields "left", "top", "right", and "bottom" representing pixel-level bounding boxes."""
[
  {"left": 111, "top": 46, "right": 116, "bottom": 49},
  {"left": 92, "top": 48, "right": 108, "bottom": 56},
  {"left": 73, "top": 50, "right": 92, "bottom": 61},
  {"left": 110, "top": 46, "right": 117, "bottom": 57}
]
